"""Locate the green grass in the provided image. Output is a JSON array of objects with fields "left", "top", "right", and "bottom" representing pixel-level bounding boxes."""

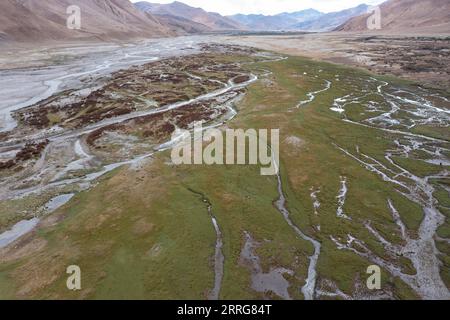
[
  {"left": 0, "top": 52, "right": 446, "bottom": 300},
  {"left": 47, "top": 113, "right": 62, "bottom": 126},
  {"left": 391, "top": 156, "right": 447, "bottom": 178},
  {"left": 412, "top": 125, "right": 450, "bottom": 142}
]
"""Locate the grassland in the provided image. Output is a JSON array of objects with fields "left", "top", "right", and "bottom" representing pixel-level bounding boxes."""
[{"left": 0, "top": 51, "right": 448, "bottom": 300}]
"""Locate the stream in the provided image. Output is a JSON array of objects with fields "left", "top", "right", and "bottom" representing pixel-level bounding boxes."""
[
  {"left": 274, "top": 171, "right": 322, "bottom": 300},
  {"left": 329, "top": 76, "right": 450, "bottom": 299}
]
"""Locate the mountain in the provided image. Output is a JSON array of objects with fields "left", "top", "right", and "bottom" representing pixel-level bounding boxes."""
[
  {"left": 229, "top": 9, "right": 324, "bottom": 31},
  {"left": 292, "top": 4, "right": 369, "bottom": 31},
  {"left": 136, "top": 1, "right": 245, "bottom": 31},
  {"left": 152, "top": 13, "right": 211, "bottom": 34},
  {"left": 135, "top": 1, "right": 212, "bottom": 33},
  {"left": 135, "top": 1, "right": 244, "bottom": 31},
  {"left": 228, "top": 14, "right": 298, "bottom": 31},
  {"left": 277, "top": 9, "right": 325, "bottom": 24},
  {"left": 0, "top": 0, "right": 63, "bottom": 41},
  {"left": 227, "top": 5, "right": 369, "bottom": 32},
  {"left": 0, "top": 0, "right": 174, "bottom": 42},
  {"left": 336, "top": 0, "right": 450, "bottom": 33}
]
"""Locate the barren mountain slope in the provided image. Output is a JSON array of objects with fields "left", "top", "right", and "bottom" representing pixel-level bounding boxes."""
[
  {"left": 0, "top": 0, "right": 73, "bottom": 41},
  {"left": 135, "top": 1, "right": 244, "bottom": 31},
  {"left": 135, "top": 1, "right": 212, "bottom": 33},
  {"left": 293, "top": 4, "right": 369, "bottom": 31},
  {"left": 153, "top": 14, "right": 211, "bottom": 34},
  {"left": 0, "top": 0, "right": 174, "bottom": 42},
  {"left": 336, "top": 0, "right": 450, "bottom": 33}
]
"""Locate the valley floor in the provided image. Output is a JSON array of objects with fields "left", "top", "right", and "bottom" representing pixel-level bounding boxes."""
[
  {"left": 0, "top": 36, "right": 449, "bottom": 300},
  {"left": 222, "top": 33, "right": 450, "bottom": 90}
]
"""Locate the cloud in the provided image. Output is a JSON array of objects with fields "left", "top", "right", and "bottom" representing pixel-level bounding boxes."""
[{"left": 131, "top": 0, "right": 386, "bottom": 15}]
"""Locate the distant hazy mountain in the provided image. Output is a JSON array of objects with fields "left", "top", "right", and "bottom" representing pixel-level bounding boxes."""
[
  {"left": 229, "top": 9, "right": 324, "bottom": 31},
  {"left": 153, "top": 13, "right": 211, "bottom": 34},
  {"left": 229, "top": 14, "right": 297, "bottom": 31},
  {"left": 228, "top": 5, "right": 370, "bottom": 32},
  {"left": 277, "top": 9, "right": 325, "bottom": 24},
  {"left": 135, "top": 1, "right": 244, "bottom": 31},
  {"left": 336, "top": 0, "right": 450, "bottom": 33},
  {"left": 0, "top": 0, "right": 174, "bottom": 42},
  {"left": 292, "top": 4, "right": 369, "bottom": 31}
]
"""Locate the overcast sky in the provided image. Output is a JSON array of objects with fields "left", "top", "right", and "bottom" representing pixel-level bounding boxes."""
[{"left": 131, "top": 0, "right": 386, "bottom": 15}]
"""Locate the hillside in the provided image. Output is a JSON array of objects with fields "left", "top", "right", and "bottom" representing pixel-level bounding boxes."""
[
  {"left": 153, "top": 13, "right": 211, "bottom": 34},
  {"left": 336, "top": 0, "right": 450, "bottom": 33},
  {"left": 0, "top": 0, "right": 72, "bottom": 41},
  {"left": 292, "top": 4, "right": 369, "bottom": 31},
  {"left": 135, "top": 1, "right": 244, "bottom": 31},
  {"left": 0, "top": 0, "right": 174, "bottom": 42}
]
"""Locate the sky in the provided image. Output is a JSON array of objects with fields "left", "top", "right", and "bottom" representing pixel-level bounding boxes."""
[{"left": 131, "top": 0, "right": 386, "bottom": 16}]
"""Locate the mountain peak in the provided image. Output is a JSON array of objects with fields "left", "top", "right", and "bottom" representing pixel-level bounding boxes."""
[
  {"left": 228, "top": 4, "right": 371, "bottom": 31},
  {"left": 136, "top": 1, "right": 245, "bottom": 31}
]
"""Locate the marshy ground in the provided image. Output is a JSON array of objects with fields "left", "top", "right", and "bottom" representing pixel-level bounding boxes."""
[
  {"left": 0, "top": 38, "right": 449, "bottom": 300},
  {"left": 225, "top": 33, "right": 450, "bottom": 90}
]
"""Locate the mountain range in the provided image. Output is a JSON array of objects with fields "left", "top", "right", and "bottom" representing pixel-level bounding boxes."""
[
  {"left": 228, "top": 4, "right": 370, "bottom": 31},
  {"left": 1, "top": 0, "right": 449, "bottom": 43},
  {"left": 228, "top": 9, "right": 323, "bottom": 31}
]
